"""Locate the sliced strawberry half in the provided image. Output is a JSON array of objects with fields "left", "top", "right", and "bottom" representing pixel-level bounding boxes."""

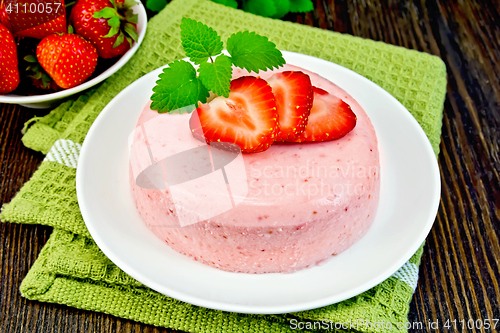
[
  {"left": 267, "top": 71, "right": 313, "bottom": 141},
  {"left": 190, "top": 76, "right": 279, "bottom": 153},
  {"left": 287, "top": 87, "right": 357, "bottom": 142}
]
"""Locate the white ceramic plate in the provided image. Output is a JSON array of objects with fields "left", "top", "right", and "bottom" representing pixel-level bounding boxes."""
[
  {"left": 0, "top": 2, "right": 147, "bottom": 109},
  {"left": 77, "top": 51, "right": 440, "bottom": 314}
]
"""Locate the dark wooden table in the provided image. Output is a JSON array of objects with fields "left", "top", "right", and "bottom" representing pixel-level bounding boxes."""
[{"left": 1, "top": 1, "right": 499, "bottom": 332}]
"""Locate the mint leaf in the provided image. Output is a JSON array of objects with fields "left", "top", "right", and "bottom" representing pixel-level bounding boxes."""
[
  {"left": 198, "top": 55, "right": 233, "bottom": 97},
  {"left": 180, "top": 18, "right": 223, "bottom": 65},
  {"left": 211, "top": 0, "right": 238, "bottom": 8},
  {"left": 272, "top": 0, "right": 291, "bottom": 18},
  {"left": 242, "top": 0, "right": 277, "bottom": 17},
  {"left": 146, "top": 0, "right": 166, "bottom": 11},
  {"left": 289, "top": 0, "right": 313, "bottom": 12},
  {"left": 227, "top": 31, "right": 285, "bottom": 72},
  {"left": 151, "top": 60, "right": 210, "bottom": 113}
]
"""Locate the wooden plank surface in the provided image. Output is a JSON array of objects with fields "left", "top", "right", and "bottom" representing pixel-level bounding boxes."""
[{"left": 1, "top": 0, "right": 499, "bottom": 332}]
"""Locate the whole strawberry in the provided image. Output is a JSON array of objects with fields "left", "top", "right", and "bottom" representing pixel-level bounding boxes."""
[
  {"left": 71, "top": 0, "right": 138, "bottom": 59},
  {"left": 37, "top": 33, "right": 98, "bottom": 89},
  {"left": 0, "top": 22, "right": 20, "bottom": 94}
]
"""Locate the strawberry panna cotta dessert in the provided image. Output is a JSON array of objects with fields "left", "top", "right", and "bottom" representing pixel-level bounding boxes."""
[
  {"left": 129, "top": 19, "right": 380, "bottom": 274},
  {"left": 0, "top": 0, "right": 138, "bottom": 94}
]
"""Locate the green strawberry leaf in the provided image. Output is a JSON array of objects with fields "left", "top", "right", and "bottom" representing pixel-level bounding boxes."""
[
  {"left": 242, "top": 0, "right": 277, "bottom": 17},
  {"left": 180, "top": 18, "right": 223, "bottom": 65},
  {"left": 124, "top": 8, "right": 138, "bottom": 23},
  {"left": 124, "top": 22, "right": 138, "bottom": 42},
  {"left": 29, "top": 71, "right": 42, "bottom": 79},
  {"left": 124, "top": 0, "right": 138, "bottom": 9},
  {"left": 104, "top": 26, "right": 120, "bottom": 38},
  {"left": 198, "top": 55, "right": 233, "bottom": 97},
  {"left": 93, "top": 7, "right": 117, "bottom": 19},
  {"left": 107, "top": 16, "right": 120, "bottom": 28},
  {"left": 151, "top": 60, "right": 210, "bottom": 113},
  {"left": 227, "top": 31, "right": 285, "bottom": 72},
  {"left": 113, "top": 32, "right": 125, "bottom": 48},
  {"left": 289, "top": 0, "right": 313, "bottom": 13},
  {"left": 41, "top": 72, "right": 52, "bottom": 88},
  {"left": 24, "top": 55, "right": 37, "bottom": 63}
]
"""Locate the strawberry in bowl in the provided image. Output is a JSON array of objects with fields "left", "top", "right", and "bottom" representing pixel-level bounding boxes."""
[
  {"left": 0, "top": 22, "right": 20, "bottom": 94},
  {"left": 71, "top": 0, "right": 138, "bottom": 59},
  {"left": 37, "top": 32, "right": 98, "bottom": 89},
  {"left": 0, "top": 0, "right": 147, "bottom": 108}
]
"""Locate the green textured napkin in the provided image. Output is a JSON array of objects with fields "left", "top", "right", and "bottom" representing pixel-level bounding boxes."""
[{"left": 1, "top": 0, "right": 447, "bottom": 332}]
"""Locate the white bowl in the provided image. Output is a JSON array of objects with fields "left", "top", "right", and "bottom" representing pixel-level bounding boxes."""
[{"left": 0, "top": 2, "right": 147, "bottom": 109}]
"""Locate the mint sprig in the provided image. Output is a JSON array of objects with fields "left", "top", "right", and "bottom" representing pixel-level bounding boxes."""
[{"left": 150, "top": 18, "right": 285, "bottom": 113}]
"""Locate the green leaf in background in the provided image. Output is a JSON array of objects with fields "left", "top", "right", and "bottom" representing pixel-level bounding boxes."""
[
  {"left": 150, "top": 60, "right": 210, "bottom": 113},
  {"left": 271, "top": 0, "right": 291, "bottom": 18},
  {"left": 146, "top": 0, "right": 313, "bottom": 17},
  {"left": 145, "top": 0, "right": 167, "bottom": 12},
  {"left": 227, "top": 31, "right": 285, "bottom": 73},
  {"left": 289, "top": 0, "right": 314, "bottom": 13},
  {"left": 242, "top": 0, "right": 277, "bottom": 18},
  {"left": 211, "top": 0, "right": 238, "bottom": 8},
  {"left": 180, "top": 18, "right": 224, "bottom": 65},
  {"left": 198, "top": 55, "right": 233, "bottom": 97}
]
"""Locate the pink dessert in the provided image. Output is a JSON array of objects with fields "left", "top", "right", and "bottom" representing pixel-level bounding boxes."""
[{"left": 129, "top": 65, "right": 380, "bottom": 273}]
